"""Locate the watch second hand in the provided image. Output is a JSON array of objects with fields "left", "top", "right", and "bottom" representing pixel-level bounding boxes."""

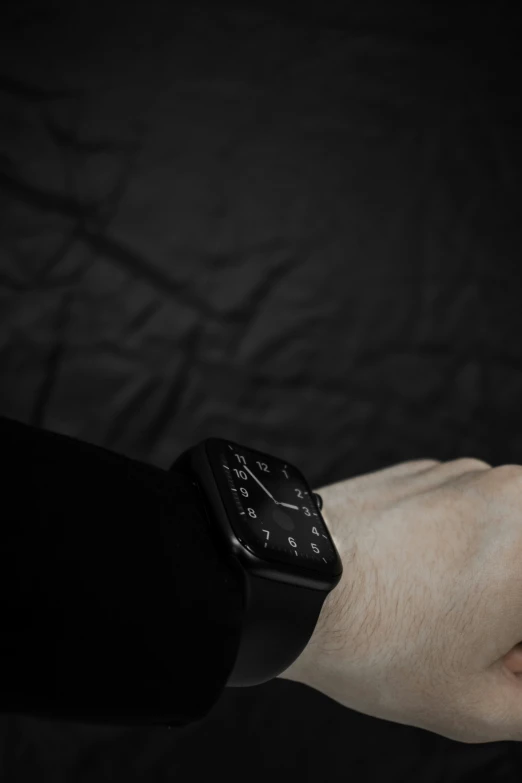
[{"left": 242, "top": 465, "right": 299, "bottom": 509}]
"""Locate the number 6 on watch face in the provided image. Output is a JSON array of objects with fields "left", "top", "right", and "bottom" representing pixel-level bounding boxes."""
[{"left": 205, "top": 438, "right": 342, "bottom": 576}]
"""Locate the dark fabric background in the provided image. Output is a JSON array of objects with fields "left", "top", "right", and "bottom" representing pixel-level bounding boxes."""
[{"left": 1, "top": 0, "right": 522, "bottom": 779}]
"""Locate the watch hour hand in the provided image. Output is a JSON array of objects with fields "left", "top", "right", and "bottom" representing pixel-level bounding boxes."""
[{"left": 278, "top": 502, "right": 299, "bottom": 510}]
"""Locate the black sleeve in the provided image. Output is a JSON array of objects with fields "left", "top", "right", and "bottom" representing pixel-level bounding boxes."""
[{"left": 0, "top": 416, "right": 244, "bottom": 728}]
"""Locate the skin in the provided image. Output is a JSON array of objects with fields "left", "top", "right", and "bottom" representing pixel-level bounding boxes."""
[{"left": 279, "top": 458, "right": 522, "bottom": 743}]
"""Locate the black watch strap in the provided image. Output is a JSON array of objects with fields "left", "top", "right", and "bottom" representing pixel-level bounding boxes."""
[{"left": 227, "top": 568, "right": 328, "bottom": 686}]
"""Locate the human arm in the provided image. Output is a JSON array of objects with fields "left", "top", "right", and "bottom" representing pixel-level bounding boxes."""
[{"left": 280, "top": 456, "right": 522, "bottom": 744}]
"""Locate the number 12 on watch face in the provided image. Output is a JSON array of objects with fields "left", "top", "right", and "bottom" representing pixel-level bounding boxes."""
[{"left": 206, "top": 438, "right": 340, "bottom": 575}]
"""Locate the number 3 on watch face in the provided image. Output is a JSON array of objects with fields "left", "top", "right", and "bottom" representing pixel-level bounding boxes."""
[{"left": 206, "top": 438, "right": 341, "bottom": 575}]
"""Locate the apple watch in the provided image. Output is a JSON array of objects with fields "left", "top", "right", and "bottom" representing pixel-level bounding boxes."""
[{"left": 170, "top": 437, "right": 343, "bottom": 687}]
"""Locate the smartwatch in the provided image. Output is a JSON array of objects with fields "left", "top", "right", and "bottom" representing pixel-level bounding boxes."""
[{"left": 170, "top": 437, "right": 343, "bottom": 687}]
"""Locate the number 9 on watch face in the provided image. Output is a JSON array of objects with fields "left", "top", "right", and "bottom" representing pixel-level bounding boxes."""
[{"left": 205, "top": 438, "right": 342, "bottom": 576}]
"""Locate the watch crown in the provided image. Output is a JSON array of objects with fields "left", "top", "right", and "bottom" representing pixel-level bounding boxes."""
[{"left": 312, "top": 492, "right": 323, "bottom": 511}]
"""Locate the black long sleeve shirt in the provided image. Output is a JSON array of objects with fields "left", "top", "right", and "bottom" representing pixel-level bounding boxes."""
[{"left": 0, "top": 416, "right": 244, "bottom": 728}]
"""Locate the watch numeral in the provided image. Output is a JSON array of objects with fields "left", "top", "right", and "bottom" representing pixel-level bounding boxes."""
[
  {"left": 302, "top": 506, "right": 311, "bottom": 516},
  {"left": 282, "top": 468, "right": 289, "bottom": 479},
  {"left": 247, "top": 508, "right": 257, "bottom": 518},
  {"left": 240, "top": 487, "right": 248, "bottom": 497},
  {"left": 262, "top": 529, "right": 270, "bottom": 540},
  {"left": 234, "top": 453, "right": 246, "bottom": 465},
  {"left": 295, "top": 488, "right": 303, "bottom": 499},
  {"left": 288, "top": 537, "right": 297, "bottom": 548},
  {"left": 312, "top": 527, "right": 319, "bottom": 536},
  {"left": 311, "top": 543, "right": 320, "bottom": 554},
  {"left": 256, "top": 461, "right": 269, "bottom": 472},
  {"left": 233, "top": 469, "right": 248, "bottom": 480}
]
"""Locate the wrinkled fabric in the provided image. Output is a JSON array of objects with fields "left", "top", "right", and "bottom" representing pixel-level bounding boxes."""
[{"left": 1, "top": 0, "right": 522, "bottom": 780}]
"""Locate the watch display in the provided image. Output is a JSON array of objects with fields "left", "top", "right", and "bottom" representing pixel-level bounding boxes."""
[{"left": 205, "top": 438, "right": 342, "bottom": 576}]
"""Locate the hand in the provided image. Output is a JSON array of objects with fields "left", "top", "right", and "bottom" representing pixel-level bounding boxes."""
[{"left": 279, "top": 457, "right": 522, "bottom": 744}]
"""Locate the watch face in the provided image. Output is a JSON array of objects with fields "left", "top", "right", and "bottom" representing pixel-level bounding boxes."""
[{"left": 205, "top": 438, "right": 342, "bottom": 577}]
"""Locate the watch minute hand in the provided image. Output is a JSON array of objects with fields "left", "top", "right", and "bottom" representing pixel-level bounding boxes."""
[{"left": 243, "top": 464, "right": 278, "bottom": 503}]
